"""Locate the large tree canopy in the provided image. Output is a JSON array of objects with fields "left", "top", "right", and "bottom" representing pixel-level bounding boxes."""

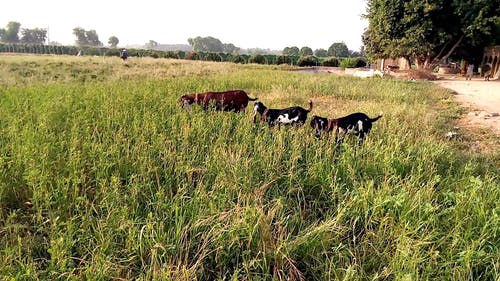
[
  {"left": 187, "top": 36, "right": 240, "bottom": 53},
  {"left": 300, "top": 46, "right": 313, "bottom": 56},
  {"left": 188, "top": 36, "right": 223, "bottom": 52},
  {"left": 362, "top": 0, "right": 500, "bottom": 69},
  {"left": 282, "top": 46, "right": 300, "bottom": 56},
  {"left": 0, "top": 21, "right": 21, "bottom": 43},
  {"left": 73, "top": 27, "right": 102, "bottom": 47},
  {"left": 108, "top": 36, "right": 119, "bottom": 48},
  {"left": 328, "top": 42, "right": 349, "bottom": 57},
  {"left": 20, "top": 28, "right": 47, "bottom": 44}
]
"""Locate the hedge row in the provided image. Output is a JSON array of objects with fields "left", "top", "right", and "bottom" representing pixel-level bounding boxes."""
[{"left": 0, "top": 43, "right": 367, "bottom": 67}]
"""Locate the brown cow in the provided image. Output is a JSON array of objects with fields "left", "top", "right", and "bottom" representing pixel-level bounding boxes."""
[{"left": 180, "top": 90, "right": 257, "bottom": 112}]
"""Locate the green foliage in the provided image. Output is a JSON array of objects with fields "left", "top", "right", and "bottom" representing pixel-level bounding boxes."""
[
  {"left": 314, "top": 48, "right": 328, "bottom": 57},
  {"left": 72, "top": 27, "right": 102, "bottom": 47},
  {"left": 340, "top": 57, "right": 367, "bottom": 68},
  {"left": 0, "top": 56, "right": 498, "bottom": 280},
  {"left": 297, "top": 55, "right": 319, "bottom": 67},
  {"left": 184, "top": 51, "right": 200, "bottom": 60},
  {"left": 248, "top": 54, "right": 267, "bottom": 64},
  {"left": 205, "top": 52, "right": 222, "bottom": 62},
  {"left": 231, "top": 54, "right": 246, "bottom": 64},
  {"left": 283, "top": 46, "right": 300, "bottom": 56},
  {"left": 363, "top": 0, "right": 500, "bottom": 68},
  {"left": 72, "top": 27, "right": 87, "bottom": 46},
  {"left": 223, "top": 43, "right": 239, "bottom": 54},
  {"left": 105, "top": 48, "right": 121, "bottom": 57},
  {"left": 20, "top": 28, "right": 47, "bottom": 44},
  {"left": 188, "top": 36, "right": 224, "bottom": 52},
  {"left": 145, "top": 40, "right": 158, "bottom": 50},
  {"left": 321, "top": 57, "right": 339, "bottom": 67},
  {"left": 276, "top": 55, "right": 292, "bottom": 65},
  {"left": 108, "top": 36, "right": 119, "bottom": 48},
  {"left": 328, "top": 42, "right": 349, "bottom": 57},
  {"left": 85, "top": 30, "right": 102, "bottom": 46},
  {"left": 0, "top": 21, "right": 21, "bottom": 43},
  {"left": 300, "top": 46, "right": 313, "bottom": 56}
]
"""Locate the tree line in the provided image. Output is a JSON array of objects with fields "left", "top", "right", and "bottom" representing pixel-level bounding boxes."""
[
  {"left": 0, "top": 42, "right": 368, "bottom": 68},
  {"left": 0, "top": 22, "right": 47, "bottom": 44},
  {"left": 1, "top": 22, "right": 363, "bottom": 59}
]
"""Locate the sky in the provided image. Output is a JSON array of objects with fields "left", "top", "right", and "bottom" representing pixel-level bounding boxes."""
[{"left": 1, "top": 0, "right": 369, "bottom": 51}]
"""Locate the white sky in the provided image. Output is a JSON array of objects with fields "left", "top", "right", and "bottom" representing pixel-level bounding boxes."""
[{"left": 1, "top": 0, "right": 368, "bottom": 51}]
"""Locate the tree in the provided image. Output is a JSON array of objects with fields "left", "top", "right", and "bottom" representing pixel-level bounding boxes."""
[
  {"left": 73, "top": 27, "right": 88, "bottom": 46},
  {"left": 73, "top": 27, "right": 102, "bottom": 46},
  {"left": 248, "top": 54, "right": 267, "bottom": 64},
  {"left": 362, "top": 0, "right": 500, "bottom": 69},
  {"left": 328, "top": 42, "right": 349, "bottom": 57},
  {"left": 282, "top": 46, "right": 299, "bottom": 56},
  {"left": 300, "top": 46, "right": 313, "bottom": 56},
  {"left": 85, "top": 30, "right": 102, "bottom": 46},
  {"left": 145, "top": 40, "right": 158, "bottom": 50},
  {"left": 349, "top": 50, "right": 362, "bottom": 57},
  {"left": 223, "top": 43, "right": 239, "bottom": 54},
  {"left": 20, "top": 28, "right": 47, "bottom": 44},
  {"left": 108, "top": 36, "right": 119, "bottom": 48},
  {"left": 188, "top": 36, "right": 224, "bottom": 52},
  {"left": 314, "top": 48, "right": 328, "bottom": 57},
  {"left": 0, "top": 21, "right": 21, "bottom": 43}
]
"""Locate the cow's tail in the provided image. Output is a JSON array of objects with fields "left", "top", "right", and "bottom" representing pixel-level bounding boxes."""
[
  {"left": 307, "top": 100, "right": 313, "bottom": 112},
  {"left": 246, "top": 91, "right": 258, "bottom": 101},
  {"left": 369, "top": 112, "right": 383, "bottom": 123}
]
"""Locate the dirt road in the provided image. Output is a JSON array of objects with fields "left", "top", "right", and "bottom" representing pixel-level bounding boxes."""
[{"left": 433, "top": 78, "right": 500, "bottom": 135}]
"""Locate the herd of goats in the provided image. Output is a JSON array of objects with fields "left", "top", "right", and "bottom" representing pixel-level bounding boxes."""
[{"left": 180, "top": 90, "right": 383, "bottom": 144}]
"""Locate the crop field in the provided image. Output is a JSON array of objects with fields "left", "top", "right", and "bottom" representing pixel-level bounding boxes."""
[{"left": 0, "top": 55, "right": 498, "bottom": 280}]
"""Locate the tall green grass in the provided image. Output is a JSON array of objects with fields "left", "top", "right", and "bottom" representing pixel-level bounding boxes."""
[{"left": 0, "top": 55, "right": 498, "bottom": 280}]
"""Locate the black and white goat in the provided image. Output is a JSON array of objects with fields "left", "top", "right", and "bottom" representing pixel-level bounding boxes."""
[
  {"left": 310, "top": 112, "right": 382, "bottom": 143},
  {"left": 253, "top": 100, "right": 313, "bottom": 127}
]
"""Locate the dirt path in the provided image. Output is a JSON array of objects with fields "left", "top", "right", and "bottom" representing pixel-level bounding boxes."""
[{"left": 433, "top": 78, "right": 500, "bottom": 135}]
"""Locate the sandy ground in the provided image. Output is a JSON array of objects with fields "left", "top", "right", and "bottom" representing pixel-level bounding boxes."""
[{"left": 433, "top": 78, "right": 500, "bottom": 136}]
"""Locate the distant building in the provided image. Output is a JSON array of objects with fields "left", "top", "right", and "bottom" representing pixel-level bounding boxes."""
[{"left": 481, "top": 45, "right": 499, "bottom": 80}]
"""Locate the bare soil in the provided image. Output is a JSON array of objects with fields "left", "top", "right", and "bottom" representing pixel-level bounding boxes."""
[
  {"left": 433, "top": 76, "right": 500, "bottom": 153},
  {"left": 433, "top": 77, "right": 500, "bottom": 135}
]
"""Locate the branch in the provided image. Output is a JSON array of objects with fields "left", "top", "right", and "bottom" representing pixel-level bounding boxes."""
[
  {"left": 440, "top": 34, "right": 464, "bottom": 63},
  {"left": 432, "top": 41, "right": 450, "bottom": 65},
  {"left": 428, "top": 34, "right": 464, "bottom": 70}
]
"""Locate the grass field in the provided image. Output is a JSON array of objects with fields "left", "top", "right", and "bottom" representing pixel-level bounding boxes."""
[{"left": 0, "top": 55, "right": 498, "bottom": 280}]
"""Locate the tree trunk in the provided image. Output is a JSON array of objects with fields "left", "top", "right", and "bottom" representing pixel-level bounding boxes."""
[
  {"left": 414, "top": 54, "right": 432, "bottom": 70},
  {"left": 428, "top": 35, "right": 465, "bottom": 70},
  {"left": 412, "top": 35, "right": 465, "bottom": 71}
]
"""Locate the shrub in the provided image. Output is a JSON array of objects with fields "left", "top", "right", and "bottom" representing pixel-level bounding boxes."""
[
  {"left": 205, "top": 52, "right": 222, "bottom": 62},
  {"left": 264, "top": 55, "right": 277, "bottom": 64},
  {"left": 248, "top": 54, "right": 267, "bottom": 64},
  {"left": 340, "top": 57, "right": 367, "bottom": 68},
  {"left": 354, "top": 57, "right": 367, "bottom": 67},
  {"left": 297, "top": 55, "right": 319, "bottom": 67},
  {"left": 164, "top": 51, "right": 179, "bottom": 59},
  {"left": 231, "top": 55, "right": 246, "bottom": 64},
  {"left": 276, "top": 55, "right": 292, "bottom": 65},
  {"left": 322, "top": 57, "right": 340, "bottom": 67},
  {"left": 184, "top": 51, "right": 200, "bottom": 60},
  {"left": 105, "top": 49, "right": 121, "bottom": 57}
]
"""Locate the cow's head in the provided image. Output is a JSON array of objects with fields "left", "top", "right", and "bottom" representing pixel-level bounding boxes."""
[{"left": 180, "top": 95, "right": 195, "bottom": 108}]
